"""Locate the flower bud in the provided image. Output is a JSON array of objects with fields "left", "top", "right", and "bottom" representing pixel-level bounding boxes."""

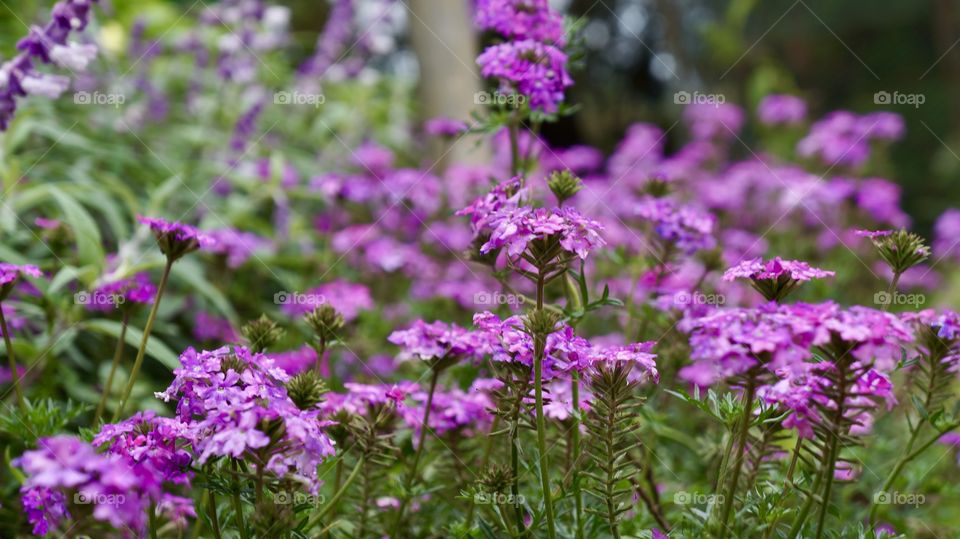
[
  {"left": 304, "top": 305, "right": 344, "bottom": 346},
  {"left": 241, "top": 314, "right": 285, "bottom": 352},
  {"left": 547, "top": 170, "right": 583, "bottom": 204},
  {"left": 285, "top": 370, "right": 328, "bottom": 410}
]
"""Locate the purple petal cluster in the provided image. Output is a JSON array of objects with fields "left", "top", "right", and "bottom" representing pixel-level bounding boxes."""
[
  {"left": 457, "top": 176, "right": 529, "bottom": 234},
  {"left": 798, "top": 111, "right": 904, "bottom": 167},
  {"left": 15, "top": 435, "right": 160, "bottom": 535},
  {"left": 155, "top": 346, "right": 336, "bottom": 493},
  {"left": 723, "top": 257, "right": 835, "bottom": 283},
  {"left": 477, "top": 39, "right": 573, "bottom": 113},
  {"left": 757, "top": 94, "right": 807, "bottom": 126},
  {"left": 207, "top": 228, "right": 274, "bottom": 268},
  {"left": 0, "top": 263, "right": 42, "bottom": 288},
  {"left": 138, "top": 216, "right": 216, "bottom": 259},
  {"left": 389, "top": 320, "right": 490, "bottom": 363},
  {"left": 320, "top": 381, "right": 417, "bottom": 417},
  {"left": 400, "top": 379, "right": 500, "bottom": 438},
  {"left": 480, "top": 205, "right": 606, "bottom": 259},
  {"left": 586, "top": 342, "right": 660, "bottom": 384},
  {"left": 473, "top": 311, "right": 592, "bottom": 379},
  {"left": 279, "top": 280, "right": 373, "bottom": 319},
  {"left": 635, "top": 196, "right": 716, "bottom": 254},
  {"left": 682, "top": 102, "right": 745, "bottom": 140},
  {"left": 475, "top": 0, "right": 566, "bottom": 45},
  {"left": 85, "top": 272, "right": 156, "bottom": 312},
  {"left": 1, "top": 0, "right": 100, "bottom": 130}
]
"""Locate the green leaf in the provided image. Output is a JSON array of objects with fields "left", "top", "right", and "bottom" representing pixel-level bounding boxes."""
[
  {"left": 48, "top": 185, "right": 105, "bottom": 269},
  {"left": 82, "top": 319, "right": 180, "bottom": 370}
]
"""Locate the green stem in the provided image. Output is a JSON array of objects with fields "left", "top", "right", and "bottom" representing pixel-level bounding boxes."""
[
  {"left": 715, "top": 378, "right": 756, "bottom": 539},
  {"left": 149, "top": 503, "right": 159, "bottom": 539},
  {"left": 306, "top": 457, "right": 365, "bottom": 529},
  {"left": 94, "top": 311, "right": 129, "bottom": 425},
  {"left": 113, "top": 258, "right": 173, "bottom": 421},
  {"left": 231, "top": 459, "right": 249, "bottom": 539},
  {"left": 509, "top": 111, "right": 522, "bottom": 178},
  {"left": 392, "top": 368, "right": 440, "bottom": 534},
  {"left": 881, "top": 272, "right": 901, "bottom": 313},
  {"left": 572, "top": 371, "right": 584, "bottom": 539},
  {"left": 511, "top": 413, "right": 525, "bottom": 534},
  {"left": 533, "top": 273, "right": 558, "bottom": 539},
  {"left": 206, "top": 489, "right": 223, "bottom": 539},
  {"left": 0, "top": 302, "right": 25, "bottom": 411},
  {"left": 466, "top": 415, "right": 500, "bottom": 529}
]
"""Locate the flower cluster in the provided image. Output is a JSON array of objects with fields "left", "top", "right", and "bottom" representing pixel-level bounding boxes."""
[
  {"left": 138, "top": 216, "right": 215, "bottom": 261},
  {"left": 84, "top": 273, "right": 156, "bottom": 312},
  {"left": 389, "top": 320, "right": 490, "bottom": 369},
  {"left": 155, "top": 346, "right": 336, "bottom": 493},
  {"left": 635, "top": 195, "right": 716, "bottom": 254},
  {"left": 0, "top": 263, "right": 42, "bottom": 299},
  {"left": 477, "top": 39, "right": 573, "bottom": 113},
  {"left": 475, "top": 0, "right": 566, "bottom": 45},
  {"left": 480, "top": 205, "right": 605, "bottom": 260},
  {"left": 0, "top": 0, "right": 100, "bottom": 130},
  {"left": 798, "top": 110, "right": 904, "bottom": 167},
  {"left": 757, "top": 94, "right": 807, "bottom": 126}
]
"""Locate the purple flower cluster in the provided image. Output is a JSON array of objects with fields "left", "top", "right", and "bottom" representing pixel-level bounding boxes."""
[
  {"left": 477, "top": 39, "right": 573, "bottom": 113},
  {"left": 0, "top": 263, "right": 42, "bottom": 299},
  {"left": 400, "top": 379, "right": 500, "bottom": 438},
  {"left": 0, "top": 0, "right": 100, "bottom": 130},
  {"left": 389, "top": 320, "right": 490, "bottom": 365},
  {"left": 798, "top": 111, "right": 904, "bottom": 167},
  {"left": 682, "top": 102, "right": 745, "bottom": 140},
  {"left": 634, "top": 196, "right": 716, "bottom": 254},
  {"left": 757, "top": 94, "right": 807, "bottom": 126},
  {"left": 138, "top": 216, "right": 215, "bottom": 260},
  {"left": 475, "top": 0, "right": 566, "bottom": 45},
  {"left": 15, "top": 435, "right": 161, "bottom": 535},
  {"left": 723, "top": 257, "right": 835, "bottom": 283},
  {"left": 320, "top": 381, "right": 414, "bottom": 417},
  {"left": 457, "top": 176, "right": 529, "bottom": 234},
  {"left": 207, "top": 228, "right": 273, "bottom": 268},
  {"left": 84, "top": 273, "right": 156, "bottom": 312},
  {"left": 480, "top": 205, "right": 606, "bottom": 260},
  {"left": 279, "top": 280, "right": 373, "bottom": 319},
  {"left": 155, "top": 346, "right": 336, "bottom": 493}
]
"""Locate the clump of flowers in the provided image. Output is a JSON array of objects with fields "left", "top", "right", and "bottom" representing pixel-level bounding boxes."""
[
  {"left": 723, "top": 257, "right": 835, "bottom": 301},
  {"left": 477, "top": 40, "right": 573, "bottom": 113},
  {"left": 475, "top": 0, "right": 566, "bottom": 45}
]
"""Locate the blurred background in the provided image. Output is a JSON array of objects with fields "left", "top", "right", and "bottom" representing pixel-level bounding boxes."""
[{"left": 2, "top": 0, "right": 958, "bottom": 233}]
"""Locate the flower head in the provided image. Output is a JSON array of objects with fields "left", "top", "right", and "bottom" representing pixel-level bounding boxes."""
[
  {"left": 0, "top": 263, "right": 42, "bottom": 300},
  {"left": 757, "top": 94, "right": 807, "bottom": 126},
  {"left": 481, "top": 205, "right": 605, "bottom": 261},
  {"left": 475, "top": 0, "right": 566, "bottom": 45},
  {"left": 389, "top": 320, "right": 490, "bottom": 370},
  {"left": 723, "top": 257, "right": 834, "bottom": 301},
  {"left": 477, "top": 39, "right": 573, "bottom": 113},
  {"left": 138, "top": 216, "right": 215, "bottom": 261}
]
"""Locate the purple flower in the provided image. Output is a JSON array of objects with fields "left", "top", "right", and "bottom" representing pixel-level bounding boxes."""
[
  {"left": 634, "top": 196, "right": 716, "bottom": 254},
  {"left": 424, "top": 117, "right": 468, "bottom": 137},
  {"left": 15, "top": 435, "right": 160, "bottom": 535},
  {"left": 207, "top": 228, "right": 273, "bottom": 268},
  {"left": 389, "top": 320, "right": 490, "bottom": 367},
  {"left": 481, "top": 205, "right": 605, "bottom": 260},
  {"left": 682, "top": 102, "right": 745, "bottom": 140},
  {"left": 93, "top": 410, "right": 194, "bottom": 486},
  {"left": 854, "top": 229, "right": 894, "bottom": 238},
  {"left": 1, "top": 0, "right": 101, "bottom": 130},
  {"left": 400, "top": 379, "right": 499, "bottom": 438},
  {"left": 477, "top": 39, "right": 573, "bottom": 113},
  {"left": 724, "top": 257, "right": 835, "bottom": 283},
  {"left": 587, "top": 342, "right": 659, "bottom": 384},
  {"left": 475, "top": 0, "right": 566, "bottom": 45},
  {"left": 279, "top": 280, "right": 373, "bottom": 320},
  {"left": 933, "top": 208, "right": 960, "bottom": 260},
  {"left": 84, "top": 272, "right": 155, "bottom": 312},
  {"left": 797, "top": 111, "right": 903, "bottom": 168},
  {"left": 457, "top": 176, "right": 529, "bottom": 235},
  {"left": 156, "top": 346, "right": 336, "bottom": 493},
  {"left": 0, "top": 263, "right": 42, "bottom": 300},
  {"left": 138, "top": 216, "right": 215, "bottom": 261},
  {"left": 474, "top": 311, "right": 591, "bottom": 380},
  {"left": 757, "top": 94, "right": 807, "bottom": 125}
]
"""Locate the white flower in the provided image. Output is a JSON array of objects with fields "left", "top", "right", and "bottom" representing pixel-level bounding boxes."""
[
  {"left": 21, "top": 73, "right": 70, "bottom": 98},
  {"left": 50, "top": 42, "right": 98, "bottom": 71}
]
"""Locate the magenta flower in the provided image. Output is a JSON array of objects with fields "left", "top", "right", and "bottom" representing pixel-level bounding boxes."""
[
  {"left": 854, "top": 229, "right": 894, "bottom": 238},
  {"left": 279, "top": 280, "right": 373, "bottom": 319},
  {"left": 634, "top": 196, "right": 716, "bottom": 254},
  {"left": 457, "top": 176, "right": 529, "bottom": 235},
  {"left": 481, "top": 205, "right": 605, "bottom": 260},
  {"left": 477, "top": 39, "right": 573, "bottom": 113},
  {"left": 424, "top": 117, "right": 468, "bottom": 137},
  {"left": 757, "top": 94, "right": 807, "bottom": 126},
  {"left": 93, "top": 410, "right": 194, "bottom": 486},
  {"left": 933, "top": 208, "right": 960, "bottom": 260},
  {"left": 84, "top": 272, "right": 156, "bottom": 312},
  {"left": 587, "top": 342, "right": 659, "bottom": 384},
  {"left": 389, "top": 320, "right": 490, "bottom": 369},
  {"left": 207, "top": 228, "right": 273, "bottom": 268},
  {"left": 723, "top": 257, "right": 834, "bottom": 301},
  {"left": 682, "top": 102, "right": 745, "bottom": 140},
  {"left": 474, "top": 311, "right": 591, "bottom": 379},
  {"left": 138, "top": 216, "right": 215, "bottom": 261},
  {"left": 15, "top": 435, "right": 161, "bottom": 535},
  {"left": 475, "top": 0, "right": 566, "bottom": 45},
  {"left": 0, "top": 263, "right": 42, "bottom": 300}
]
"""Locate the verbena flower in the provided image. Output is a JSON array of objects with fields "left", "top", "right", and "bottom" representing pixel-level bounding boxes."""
[
  {"left": 477, "top": 39, "right": 573, "bottom": 113},
  {"left": 424, "top": 117, "right": 468, "bottom": 137},
  {"left": 15, "top": 435, "right": 160, "bottom": 535},
  {"left": 457, "top": 176, "right": 529, "bottom": 235},
  {"left": 475, "top": 0, "right": 566, "bottom": 45},
  {"left": 279, "top": 280, "right": 372, "bottom": 319},
  {"left": 0, "top": 263, "right": 42, "bottom": 300},
  {"left": 480, "top": 205, "right": 605, "bottom": 260},
  {"left": 320, "top": 381, "right": 418, "bottom": 417},
  {"left": 0, "top": 0, "right": 100, "bottom": 130},
  {"left": 84, "top": 273, "right": 156, "bottom": 312},
  {"left": 933, "top": 208, "right": 960, "bottom": 261},
  {"left": 389, "top": 320, "right": 490, "bottom": 370},
  {"left": 137, "top": 216, "right": 215, "bottom": 261},
  {"left": 474, "top": 311, "right": 591, "bottom": 379},
  {"left": 93, "top": 410, "right": 194, "bottom": 486},
  {"left": 723, "top": 257, "right": 834, "bottom": 301},
  {"left": 682, "top": 102, "right": 744, "bottom": 140},
  {"left": 155, "top": 346, "right": 336, "bottom": 494},
  {"left": 207, "top": 228, "right": 273, "bottom": 268},
  {"left": 797, "top": 111, "right": 903, "bottom": 167},
  {"left": 634, "top": 195, "right": 716, "bottom": 254},
  {"left": 586, "top": 342, "right": 660, "bottom": 384},
  {"left": 400, "top": 379, "right": 499, "bottom": 438},
  {"left": 757, "top": 94, "right": 807, "bottom": 126}
]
